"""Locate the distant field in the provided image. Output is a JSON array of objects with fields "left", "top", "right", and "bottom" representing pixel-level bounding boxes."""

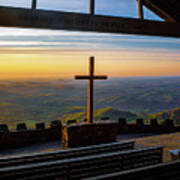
[
  {"left": 134, "top": 132, "right": 180, "bottom": 162},
  {"left": 0, "top": 77, "right": 179, "bottom": 129}
]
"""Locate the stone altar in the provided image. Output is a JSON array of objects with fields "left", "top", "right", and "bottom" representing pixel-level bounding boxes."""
[{"left": 62, "top": 121, "right": 118, "bottom": 148}]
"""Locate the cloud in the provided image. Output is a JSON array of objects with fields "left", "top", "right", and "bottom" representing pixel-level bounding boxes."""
[
  {"left": 0, "top": 28, "right": 179, "bottom": 52},
  {"left": 0, "top": 0, "right": 31, "bottom": 8},
  {"left": 0, "top": 2, "right": 178, "bottom": 53},
  {"left": 0, "top": 47, "right": 179, "bottom": 60},
  {"left": 0, "top": 28, "right": 122, "bottom": 38}
]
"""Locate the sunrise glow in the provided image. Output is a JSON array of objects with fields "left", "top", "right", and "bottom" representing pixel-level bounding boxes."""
[
  {"left": 0, "top": 48, "right": 180, "bottom": 79},
  {"left": 0, "top": 0, "right": 179, "bottom": 79}
]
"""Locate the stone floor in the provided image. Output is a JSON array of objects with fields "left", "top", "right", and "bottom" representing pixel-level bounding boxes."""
[
  {"left": 0, "top": 133, "right": 153, "bottom": 157},
  {"left": 134, "top": 132, "right": 180, "bottom": 162}
]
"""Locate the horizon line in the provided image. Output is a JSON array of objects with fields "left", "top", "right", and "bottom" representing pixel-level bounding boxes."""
[{"left": 0, "top": 75, "right": 180, "bottom": 81}]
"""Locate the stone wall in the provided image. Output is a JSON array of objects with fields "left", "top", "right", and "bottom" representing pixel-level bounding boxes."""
[
  {"left": 62, "top": 121, "right": 118, "bottom": 148},
  {"left": 0, "top": 128, "right": 62, "bottom": 150},
  {"left": 0, "top": 117, "right": 180, "bottom": 150},
  {"left": 118, "top": 118, "right": 180, "bottom": 134},
  {"left": 0, "top": 121, "right": 62, "bottom": 150}
]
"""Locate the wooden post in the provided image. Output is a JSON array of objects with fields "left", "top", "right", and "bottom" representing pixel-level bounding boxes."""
[
  {"left": 138, "top": 0, "right": 144, "bottom": 20},
  {"left": 32, "top": 0, "right": 37, "bottom": 10},
  {"left": 89, "top": 0, "right": 95, "bottom": 15}
]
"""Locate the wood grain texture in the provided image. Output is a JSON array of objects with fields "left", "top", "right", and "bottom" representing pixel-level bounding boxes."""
[{"left": 0, "top": 6, "right": 180, "bottom": 37}]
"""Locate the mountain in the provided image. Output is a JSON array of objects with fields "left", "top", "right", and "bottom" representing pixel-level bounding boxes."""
[
  {"left": 0, "top": 77, "right": 179, "bottom": 129},
  {"left": 148, "top": 110, "right": 171, "bottom": 120},
  {"left": 60, "top": 107, "right": 138, "bottom": 123}
]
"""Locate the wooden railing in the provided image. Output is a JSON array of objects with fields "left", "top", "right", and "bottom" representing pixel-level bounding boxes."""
[{"left": 0, "top": 146, "right": 163, "bottom": 179}]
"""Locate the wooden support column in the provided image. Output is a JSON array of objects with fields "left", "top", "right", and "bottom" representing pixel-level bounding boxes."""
[
  {"left": 32, "top": 0, "right": 37, "bottom": 10},
  {"left": 89, "top": 0, "right": 95, "bottom": 15},
  {"left": 138, "top": 0, "right": 144, "bottom": 20}
]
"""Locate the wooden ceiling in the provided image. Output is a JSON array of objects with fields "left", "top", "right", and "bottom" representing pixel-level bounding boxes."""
[{"left": 143, "top": 0, "right": 180, "bottom": 22}]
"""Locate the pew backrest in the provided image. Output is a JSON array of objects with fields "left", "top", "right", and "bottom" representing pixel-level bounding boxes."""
[
  {"left": 0, "top": 146, "right": 163, "bottom": 180},
  {"left": 0, "top": 141, "right": 135, "bottom": 168},
  {"left": 68, "top": 146, "right": 163, "bottom": 179},
  {"left": 83, "top": 160, "right": 180, "bottom": 180}
]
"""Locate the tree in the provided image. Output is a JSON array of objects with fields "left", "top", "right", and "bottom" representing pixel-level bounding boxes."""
[{"left": 170, "top": 108, "right": 180, "bottom": 126}]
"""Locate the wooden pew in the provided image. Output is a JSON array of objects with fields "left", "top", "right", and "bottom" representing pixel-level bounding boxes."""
[
  {"left": 68, "top": 146, "right": 163, "bottom": 179},
  {"left": 0, "top": 141, "right": 135, "bottom": 168},
  {"left": 0, "top": 159, "right": 68, "bottom": 180},
  {"left": 84, "top": 160, "right": 180, "bottom": 180},
  {"left": 0, "top": 146, "right": 163, "bottom": 179}
]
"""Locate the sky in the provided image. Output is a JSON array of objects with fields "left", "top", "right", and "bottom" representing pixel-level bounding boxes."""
[{"left": 0, "top": 0, "right": 179, "bottom": 79}]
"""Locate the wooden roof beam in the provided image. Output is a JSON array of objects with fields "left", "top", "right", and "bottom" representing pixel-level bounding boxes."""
[
  {"left": 142, "top": 0, "right": 178, "bottom": 22},
  {"left": 0, "top": 6, "right": 180, "bottom": 38}
]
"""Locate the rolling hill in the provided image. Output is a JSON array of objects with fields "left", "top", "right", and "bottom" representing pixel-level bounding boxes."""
[
  {"left": 60, "top": 106, "right": 138, "bottom": 123},
  {"left": 0, "top": 77, "right": 179, "bottom": 129}
]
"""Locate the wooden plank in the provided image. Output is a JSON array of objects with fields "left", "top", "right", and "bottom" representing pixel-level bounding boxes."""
[
  {"left": 0, "top": 146, "right": 163, "bottom": 179},
  {"left": 0, "top": 6, "right": 180, "bottom": 38},
  {"left": 0, "top": 141, "right": 134, "bottom": 168},
  {"left": 75, "top": 76, "right": 107, "bottom": 80},
  {"left": 143, "top": 0, "right": 179, "bottom": 22},
  {"left": 84, "top": 160, "right": 180, "bottom": 180},
  {"left": 31, "top": 0, "right": 37, "bottom": 10},
  {"left": 138, "top": 0, "right": 144, "bottom": 20},
  {"left": 89, "top": 0, "right": 95, "bottom": 15},
  {"left": 68, "top": 146, "right": 163, "bottom": 179},
  {"left": 0, "top": 160, "right": 68, "bottom": 179}
]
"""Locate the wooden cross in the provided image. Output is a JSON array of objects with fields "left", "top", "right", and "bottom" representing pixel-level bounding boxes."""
[{"left": 75, "top": 57, "right": 107, "bottom": 124}]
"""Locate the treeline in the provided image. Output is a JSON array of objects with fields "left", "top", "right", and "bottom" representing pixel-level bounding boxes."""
[{"left": 148, "top": 107, "right": 180, "bottom": 126}]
